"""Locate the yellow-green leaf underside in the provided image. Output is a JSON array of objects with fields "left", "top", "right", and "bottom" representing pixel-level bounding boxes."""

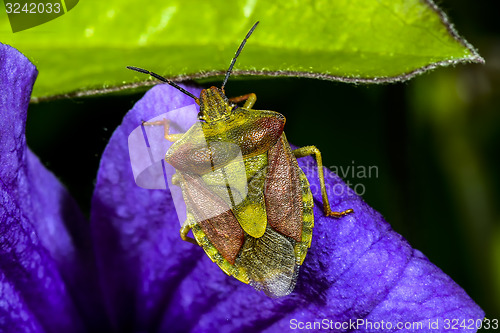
[{"left": 1, "top": 0, "right": 483, "bottom": 100}]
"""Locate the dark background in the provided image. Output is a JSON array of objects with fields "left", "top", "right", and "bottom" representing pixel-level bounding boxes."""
[{"left": 26, "top": 0, "right": 500, "bottom": 327}]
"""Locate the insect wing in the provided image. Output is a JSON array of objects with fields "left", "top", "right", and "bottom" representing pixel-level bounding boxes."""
[
  {"left": 179, "top": 172, "right": 245, "bottom": 264},
  {"left": 237, "top": 226, "right": 299, "bottom": 297},
  {"left": 128, "top": 105, "right": 247, "bottom": 226},
  {"left": 235, "top": 134, "right": 312, "bottom": 297},
  {"left": 265, "top": 134, "right": 303, "bottom": 242},
  {"left": 167, "top": 123, "right": 249, "bottom": 225}
]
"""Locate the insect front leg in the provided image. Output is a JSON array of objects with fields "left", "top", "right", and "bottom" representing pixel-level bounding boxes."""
[
  {"left": 229, "top": 93, "right": 257, "bottom": 109},
  {"left": 293, "top": 146, "right": 354, "bottom": 217},
  {"left": 142, "top": 118, "right": 184, "bottom": 142},
  {"left": 180, "top": 223, "right": 199, "bottom": 246},
  {"left": 173, "top": 174, "right": 199, "bottom": 245},
  {"left": 171, "top": 173, "right": 181, "bottom": 186}
]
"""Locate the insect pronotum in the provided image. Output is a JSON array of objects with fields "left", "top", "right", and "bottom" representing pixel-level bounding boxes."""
[{"left": 128, "top": 21, "right": 353, "bottom": 297}]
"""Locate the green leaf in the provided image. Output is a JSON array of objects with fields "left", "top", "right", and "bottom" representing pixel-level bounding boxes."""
[{"left": 1, "top": 0, "right": 483, "bottom": 100}]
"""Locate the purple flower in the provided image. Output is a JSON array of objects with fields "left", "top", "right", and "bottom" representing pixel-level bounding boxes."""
[
  {"left": 1, "top": 43, "right": 484, "bottom": 332},
  {"left": 0, "top": 44, "right": 106, "bottom": 332}
]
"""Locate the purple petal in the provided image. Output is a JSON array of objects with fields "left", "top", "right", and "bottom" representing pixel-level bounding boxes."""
[
  {"left": 0, "top": 43, "right": 104, "bottom": 332},
  {"left": 25, "top": 148, "right": 109, "bottom": 331},
  {"left": 90, "top": 84, "right": 203, "bottom": 331},
  {"left": 92, "top": 84, "right": 483, "bottom": 332}
]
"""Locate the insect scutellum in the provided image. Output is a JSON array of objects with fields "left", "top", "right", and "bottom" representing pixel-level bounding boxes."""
[{"left": 127, "top": 21, "right": 260, "bottom": 123}]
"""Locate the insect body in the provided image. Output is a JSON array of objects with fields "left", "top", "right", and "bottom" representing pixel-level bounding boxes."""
[{"left": 128, "top": 22, "right": 353, "bottom": 297}]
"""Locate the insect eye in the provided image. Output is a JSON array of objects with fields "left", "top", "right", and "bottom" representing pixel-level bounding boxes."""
[{"left": 197, "top": 112, "right": 206, "bottom": 122}]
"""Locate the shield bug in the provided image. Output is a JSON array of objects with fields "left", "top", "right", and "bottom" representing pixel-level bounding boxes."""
[{"left": 127, "top": 21, "right": 353, "bottom": 297}]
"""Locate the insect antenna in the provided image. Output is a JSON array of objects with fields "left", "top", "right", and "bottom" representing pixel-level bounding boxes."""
[
  {"left": 127, "top": 66, "right": 199, "bottom": 102},
  {"left": 221, "top": 21, "right": 260, "bottom": 92}
]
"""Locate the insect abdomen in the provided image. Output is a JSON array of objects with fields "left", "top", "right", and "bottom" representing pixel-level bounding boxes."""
[{"left": 189, "top": 155, "right": 314, "bottom": 296}]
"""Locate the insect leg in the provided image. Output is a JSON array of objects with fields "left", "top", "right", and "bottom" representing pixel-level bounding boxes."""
[
  {"left": 229, "top": 93, "right": 257, "bottom": 109},
  {"left": 171, "top": 173, "right": 181, "bottom": 186},
  {"left": 142, "top": 118, "right": 184, "bottom": 142},
  {"left": 293, "top": 146, "right": 354, "bottom": 217},
  {"left": 180, "top": 224, "right": 199, "bottom": 246}
]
